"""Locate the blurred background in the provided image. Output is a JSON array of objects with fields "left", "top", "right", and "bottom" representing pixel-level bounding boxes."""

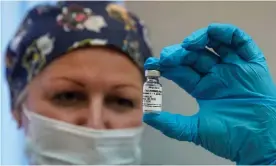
[
  {"left": 1, "top": 2, "right": 55, "bottom": 165},
  {"left": 1, "top": 1, "right": 276, "bottom": 165}
]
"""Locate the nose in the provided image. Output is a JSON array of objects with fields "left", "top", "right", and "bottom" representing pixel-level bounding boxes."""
[{"left": 82, "top": 95, "right": 106, "bottom": 129}]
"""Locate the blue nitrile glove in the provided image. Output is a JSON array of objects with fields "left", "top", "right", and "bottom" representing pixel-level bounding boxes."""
[{"left": 143, "top": 23, "right": 276, "bottom": 165}]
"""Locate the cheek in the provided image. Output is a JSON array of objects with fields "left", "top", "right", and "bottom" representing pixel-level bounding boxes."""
[
  {"left": 25, "top": 94, "right": 84, "bottom": 125},
  {"left": 26, "top": 82, "right": 78, "bottom": 124},
  {"left": 106, "top": 109, "right": 143, "bottom": 129}
]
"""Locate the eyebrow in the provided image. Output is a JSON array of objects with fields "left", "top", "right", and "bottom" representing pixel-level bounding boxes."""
[
  {"left": 112, "top": 84, "right": 141, "bottom": 91},
  {"left": 50, "top": 76, "right": 141, "bottom": 90},
  {"left": 50, "top": 77, "right": 85, "bottom": 87}
]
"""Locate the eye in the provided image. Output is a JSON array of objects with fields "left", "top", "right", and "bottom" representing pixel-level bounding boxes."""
[
  {"left": 52, "top": 91, "right": 87, "bottom": 107},
  {"left": 106, "top": 96, "right": 135, "bottom": 112},
  {"left": 116, "top": 98, "right": 134, "bottom": 108}
]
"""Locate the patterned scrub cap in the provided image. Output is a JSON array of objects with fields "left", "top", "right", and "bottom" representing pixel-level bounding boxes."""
[{"left": 5, "top": 1, "right": 153, "bottom": 108}]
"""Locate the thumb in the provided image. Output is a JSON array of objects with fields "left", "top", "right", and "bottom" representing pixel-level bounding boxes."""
[{"left": 143, "top": 111, "right": 199, "bottom": 144}]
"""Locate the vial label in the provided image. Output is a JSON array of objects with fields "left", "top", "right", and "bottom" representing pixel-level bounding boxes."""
[{"left": 143, "top": 84, "right": 162, "bottom": 112}]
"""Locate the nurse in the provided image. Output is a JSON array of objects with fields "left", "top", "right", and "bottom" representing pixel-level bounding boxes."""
[
  {"left": 5, "top": 1, "right": 152, "bottom": 165},
  {"left": 5, "top": 1, "right": 276, "bottom": 165}
]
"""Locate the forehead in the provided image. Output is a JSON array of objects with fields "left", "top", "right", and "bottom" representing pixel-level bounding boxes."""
[{"left": 36, "top": 47, "right": 143, "bottom": 86}]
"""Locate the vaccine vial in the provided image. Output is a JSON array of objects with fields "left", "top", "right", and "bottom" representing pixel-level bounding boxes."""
[{"left": 143, "top": 70, "right": 162, "bottom": 113}]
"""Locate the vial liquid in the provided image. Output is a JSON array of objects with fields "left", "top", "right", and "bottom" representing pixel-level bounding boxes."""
[{"left": 143, "top": 70, "right": 162, "bottom": 113}]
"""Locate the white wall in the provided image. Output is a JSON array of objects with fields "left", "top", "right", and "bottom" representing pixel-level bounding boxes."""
[{"left": 125, "top": 1, "right": 276, "bottom": 164}]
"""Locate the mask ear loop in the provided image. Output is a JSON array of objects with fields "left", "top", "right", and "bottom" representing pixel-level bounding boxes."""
[
  {"left": 14, "top": 86, "right": 28, "bottom": 111},
  {"left": 13, "top": 86, "right": 30, "bottom": 129}
]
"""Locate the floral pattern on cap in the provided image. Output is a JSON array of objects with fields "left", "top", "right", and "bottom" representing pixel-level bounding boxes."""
[
  {"left": 106, "top": 3, "right": 136, "bottom": 31},
  {"left": 57, "top": 5, "right": 107, "bottom": 32},
  {"left": 68, "top": 39, "right": 108, "bottom": 52},
  {"left": 22, "top": 33, "right": 55, "bottom": 81}
]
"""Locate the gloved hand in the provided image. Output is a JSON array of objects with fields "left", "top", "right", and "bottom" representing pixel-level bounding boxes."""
[{"left": 143, "top": 23, "right": 276, "bottom": 165}]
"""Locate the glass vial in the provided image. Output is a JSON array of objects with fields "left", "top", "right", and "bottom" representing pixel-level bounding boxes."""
[{"left": 143, "top": 70, "right": 162, "bottom": 113}]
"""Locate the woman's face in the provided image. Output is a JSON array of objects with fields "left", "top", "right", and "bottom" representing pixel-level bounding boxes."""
[{"left": 15, "top": 47, "right": 144, "bottom": 129}]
